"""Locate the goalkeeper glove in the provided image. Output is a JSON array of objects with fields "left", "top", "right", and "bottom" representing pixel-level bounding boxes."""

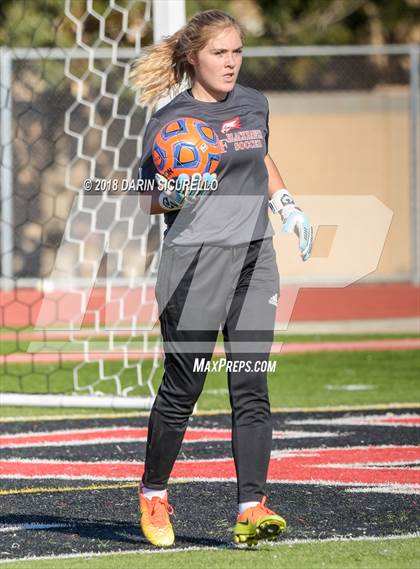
[
  {"left": 269, "top": 188, "right": 313, "bottom": 262},
  {"left": 157, "top": 172, "right": 216, "bottom": 211}
]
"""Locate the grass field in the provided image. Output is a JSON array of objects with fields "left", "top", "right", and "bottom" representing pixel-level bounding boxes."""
[
  {"left": 2, "top": 538, "right": 419, "bottom": 569},
  {"left": 1, "top": 331, "right": 419, "bottom": 568},
  {"left": 1, "top": 333, "right": 419, "bottom": 417},
  {"left": 1, "top": 332, "right": 419, "bottom": 354}
]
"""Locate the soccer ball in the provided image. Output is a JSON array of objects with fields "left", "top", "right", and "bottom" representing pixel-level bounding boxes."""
[{"left": 152, "top": 117, "right": 222, "bottom": 179}]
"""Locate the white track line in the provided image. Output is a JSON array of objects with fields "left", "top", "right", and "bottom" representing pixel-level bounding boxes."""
[
  {"left": 287, "top": 413, "right": 420, "bottom": 427},
  {"left": 0, "top": 532, "right": 419, "bottom": 564},
  {"left": 0, "top": 524, "right": 70, "bottom": 533},
  {"left": 345, "top": 485, "right": 420, "bottom": 495},
  {"left": 0, "top": 427, "right": 338, "bottom": 449}
]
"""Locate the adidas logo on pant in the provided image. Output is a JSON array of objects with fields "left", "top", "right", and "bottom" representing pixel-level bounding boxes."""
[{"left": 268, "top": 294, "right": 278, "bottom": 307}]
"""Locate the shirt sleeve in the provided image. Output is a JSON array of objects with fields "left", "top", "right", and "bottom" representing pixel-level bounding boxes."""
[
  {"left": 137, "top": 117, "right": 163, "bottom": 188},
  {"left": 264, "top": 96, "right": 269, "bottom": 155}
]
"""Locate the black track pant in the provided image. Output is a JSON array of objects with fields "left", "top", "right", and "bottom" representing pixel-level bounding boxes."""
[{"left": 142, "top": 238, "right": 279, "bottom": 502}]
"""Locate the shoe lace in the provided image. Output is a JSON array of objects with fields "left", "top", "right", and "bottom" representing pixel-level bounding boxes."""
[
  {"left": 149, "top": 497, "right": 174, "bottom": 527},
  {"left": 253, "top": 496, "right": 275, "bottom": 517}
]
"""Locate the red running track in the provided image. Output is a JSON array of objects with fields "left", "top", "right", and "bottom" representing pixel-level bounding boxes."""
[
  {"left": 0, "top": 284, "right": 419, "bottom": 327},
  {"left": 0, "top": 338, "right": 419, "bottom": 364}
]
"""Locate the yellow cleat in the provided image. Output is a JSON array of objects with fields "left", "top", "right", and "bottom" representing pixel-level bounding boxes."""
[
  {"left": 139, "top": 490, "right": 175, "bottom": 547},
  {"left": 233, "top": 496, "right": 286, "bottom": 546}
]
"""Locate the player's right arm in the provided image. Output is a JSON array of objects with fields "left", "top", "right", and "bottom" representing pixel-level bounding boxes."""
[
  {"left": 137, "top": 117, "right": 168, "bottom": 215},
  {"left": 138, "top": 160, "right": 209, "bottom": 214},
  {"left": 138, "top": 155, "right": 167, "bottom": 215}
]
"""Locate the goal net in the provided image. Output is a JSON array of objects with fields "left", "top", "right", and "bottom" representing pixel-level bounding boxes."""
[{"left": 0, "top": 0, "right": 171, "bottom": 409}]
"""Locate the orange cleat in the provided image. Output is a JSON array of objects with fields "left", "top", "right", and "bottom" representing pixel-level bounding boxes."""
[
  {"left": 139, "top": 490, "right": 175, "bottom": 547},
  {"left": 233, "top": 496, "right": 286, "bottom": 546}
]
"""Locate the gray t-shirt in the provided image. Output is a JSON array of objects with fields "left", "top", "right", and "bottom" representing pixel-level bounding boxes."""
[{"left": 138, "top": 83, "right": 274, "bottom": 246}]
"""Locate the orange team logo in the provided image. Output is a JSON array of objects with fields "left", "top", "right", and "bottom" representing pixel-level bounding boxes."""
[{"left": 221, "top": 116, "right": 241, "bottom": 134}]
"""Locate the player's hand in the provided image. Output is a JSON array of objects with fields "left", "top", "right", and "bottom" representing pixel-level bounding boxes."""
[
  {"left": 269, "top": 188, "right": 313, "bottom": 262},
  {"left": 182, "top": 172, "right": 217, "bottom": 204},
  {"left": 156, "top": 173, "right": 185, "bottom": 211},
  {"left": 282, "top": 205, "right": 313, "bottom": 261},
  {"left": 157, "top": 172, "right": 217, "bottom": 211}
]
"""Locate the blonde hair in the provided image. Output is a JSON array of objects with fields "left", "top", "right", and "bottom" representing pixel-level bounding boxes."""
[{"left": 131, "top": 9, "right": 244, "bottom": 106}]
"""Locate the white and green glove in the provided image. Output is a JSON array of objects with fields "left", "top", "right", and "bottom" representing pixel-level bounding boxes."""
[
  {"left": 269, "top": 188, "right": 313, "bottom": 262},
  {"left": 157, "top": 172, "right": 216, "bottom": 211}
]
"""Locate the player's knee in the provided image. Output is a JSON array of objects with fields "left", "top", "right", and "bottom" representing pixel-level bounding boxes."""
[
  {"left": 154, "top": 383, "right": 202, "bottom": 423},
  {"left": 234, "top": 400, "right": 271, "bottom": 429},
  {"left": 229, "top": 374, "right": 270, "bottom": 424},
  {"left": 230, "top": 371, "right": 269, "bottom": 400}
]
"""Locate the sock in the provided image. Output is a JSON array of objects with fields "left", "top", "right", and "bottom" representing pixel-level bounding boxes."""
[
  {"left": 238, "top": 501, "right": 259, "bottom": 514},
  {"left": 141, "top": 482, "right": 167, "bottom": 500}
]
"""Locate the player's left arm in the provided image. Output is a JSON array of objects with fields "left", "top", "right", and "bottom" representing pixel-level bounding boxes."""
[{"left": 264, "top": 153, "right": 313, "bottom": 262}]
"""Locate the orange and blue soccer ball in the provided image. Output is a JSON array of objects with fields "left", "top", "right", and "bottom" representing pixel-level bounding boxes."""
[{"left": 152, "top": 117, "right": 222, "bottom": 179}]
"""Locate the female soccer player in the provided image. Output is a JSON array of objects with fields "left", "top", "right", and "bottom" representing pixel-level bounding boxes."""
[{"left": 132, "top": 9, "right": 312, "bottom": 548}]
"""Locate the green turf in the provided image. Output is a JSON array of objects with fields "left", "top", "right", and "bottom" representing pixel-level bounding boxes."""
[
  {"left": 3, "top": 538, "right": 419, "bottom": 569},
  {"left": 272, "top": 333, "right": 420, "bottom": 343},
  {"left": 0, "top": 332, "right": 418, "bottom": 354},
  {"left": 1, "top": 350, "right": 419, "bottom": 417},
  {"left": 201, "top": 350, "right": 420, "bottom": 410},
  {"left": 0, "top": 406, "right": 141, "bottom": 417}
]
